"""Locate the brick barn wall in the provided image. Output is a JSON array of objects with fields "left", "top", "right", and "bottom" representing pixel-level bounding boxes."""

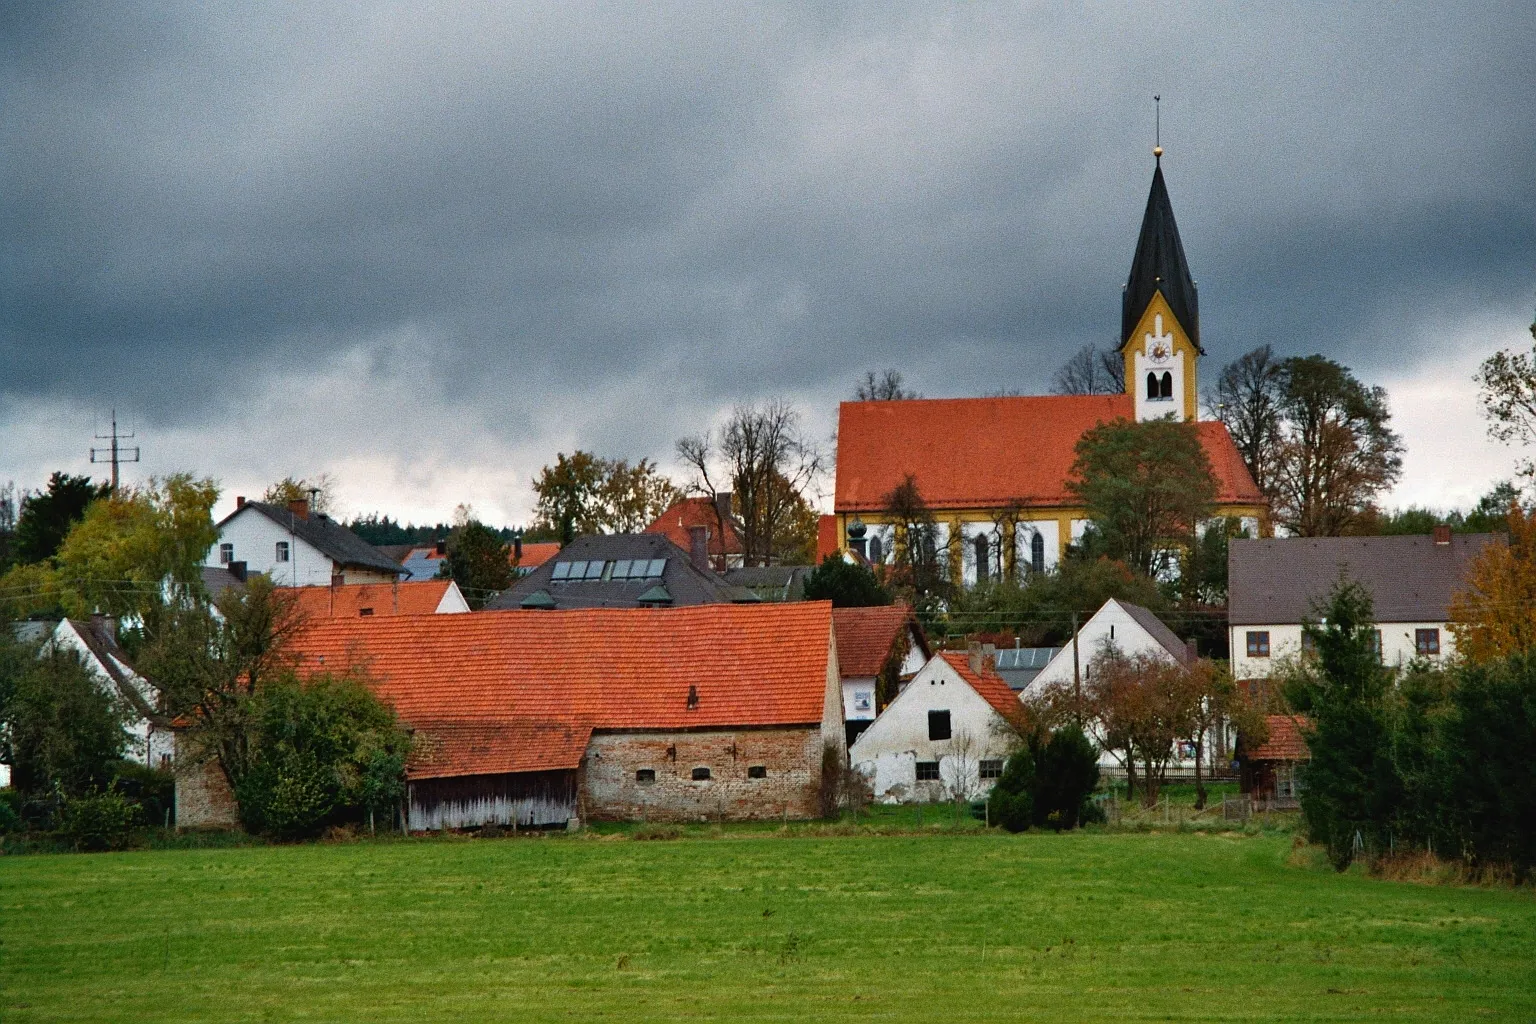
[
  {"left": 583, "top": 726, "right": 825, "bottom": 822},
  {"left": 174, "top": 756, "right": 240, "bottom": 829}
]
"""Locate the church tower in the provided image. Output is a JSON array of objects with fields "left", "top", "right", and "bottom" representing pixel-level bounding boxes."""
[{"left": 1121, "top": 149, "right": 1202, "bottom": 422}]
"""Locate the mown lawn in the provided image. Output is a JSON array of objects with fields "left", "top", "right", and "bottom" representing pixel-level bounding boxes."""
[{"left": 2, "top": 829, "right": 1534, "bottom": 1022}]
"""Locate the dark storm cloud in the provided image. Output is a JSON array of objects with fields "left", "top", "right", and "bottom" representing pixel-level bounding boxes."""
[{"left": 2, "top": 2, "right": 1533, "bottom": 461}]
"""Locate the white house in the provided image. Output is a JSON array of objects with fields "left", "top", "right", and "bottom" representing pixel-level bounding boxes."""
[
  {"left": 206, "top": 497, "right": 403, "bottom": 587},
  {"left": 47, "top": 617, "right": 173, "bottom": 769},
  {"left": 1024, "top": 598, "right": 1192, "bottom": 697},
  {"left": 850, "top": 651, "right": 1027, "bottom": 804},
  {"left": 1228, "top": 529, "right": 1502, "bottom": 679}
]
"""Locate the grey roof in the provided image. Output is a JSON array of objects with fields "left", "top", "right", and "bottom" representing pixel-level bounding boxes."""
[
  {"left": 201, "top": 565, "right": 246, "bottom": 601},
  {"left": 1228, "top": 533, "right": 1504, "bottom": 626},
  {"left": 1119, "top": 600, "right": 1191, "bottom": 665},
  {"left": 484, "top": 534, "right": 751, "bottom": 611},
  {"left": 61, "top": 619, "right": 164, "bottom": 725},
  {"left": 221, "top": 502, "right": 404, "bottom": 576},
  {"left": 723, "top": 565, "right": 812, "bottom": 602},
  {"left": 993, "top": 646, "right": 1061, "bottom": 693},
  {"left": 1123, "top": 162, "right": 1200, "bottom": 351}
]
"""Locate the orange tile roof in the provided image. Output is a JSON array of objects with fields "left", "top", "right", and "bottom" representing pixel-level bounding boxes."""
[
  {"left": 289, "top": 580, "right": 456, "bottom": 619},
  {"left": 1248, "top": 714, "right": 1312, "bottom": 761},
  {"left": 832, "top": 604, "right": 923, "bottom": 679},
  {"left": 406, "top": 719, "right": 593, "bottom": 780},
  {"left": 816, "top": 515, "right": 840, "bottom": 562},
  {"left": 511, "top": 541, "right": 561, "bottom": 570},
  {"left": 290, "top": 603, "right": 835, "bottom": 777},
  {"left": 644, "top": 497, "right": 744, "bottom": 559},
  {"left": 940, "top": 651, "right": 1029, "bottom": 732},
  {"left": 834, "top": 395, "right": 1263, "bottom": 512}
]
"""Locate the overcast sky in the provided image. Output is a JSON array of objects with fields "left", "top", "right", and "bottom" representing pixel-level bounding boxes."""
[{"left": 3, "top": 3, "right": 1534, "bottom": 526}]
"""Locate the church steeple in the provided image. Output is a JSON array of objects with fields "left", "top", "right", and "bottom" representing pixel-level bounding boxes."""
[
  {"left": 1122, "top": 160, "right": 1200, "bottom": 352},
  {"left": 1121, "top": 153, "right": 1202, "bottom": 422}
]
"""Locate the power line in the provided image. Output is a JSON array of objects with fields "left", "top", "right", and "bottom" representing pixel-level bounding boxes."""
[{"left": 90, "top": 409, "right": 140, "bottom": 493}]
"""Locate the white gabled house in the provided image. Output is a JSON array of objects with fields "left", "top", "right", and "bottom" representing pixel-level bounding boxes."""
[
  {"left": 850, "top": 650, "right": 1028, "bottom": 804},
  {"left": 1024, "top": 598, "right": 1193, "bottom": 697},
  {"left": 206, "top": 497, "right": 404, "bottom": 587},
  {"left": 47, "top": 617, "right": 173, "bottom": 769}
]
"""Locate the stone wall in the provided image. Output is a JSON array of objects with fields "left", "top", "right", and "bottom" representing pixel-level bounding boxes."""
[
  {"left": 582, "top": 726, "right": 826, "bottom": 822},
  {"left": 175, "top": 757, "right": 240, "bottom": 829}
]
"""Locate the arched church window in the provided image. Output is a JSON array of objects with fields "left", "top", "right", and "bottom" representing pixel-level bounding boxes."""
[
  {"left": 1030, "top": 531, "right": 1045, "bottom": 574},
  {"left": 1160, "top": 371, "right": 1173, "bottom": 399},
  {"left": 973, "top": 534, "right": 989, "bottom": 583},
  {"left": 1146, "top": 372, "right": 1159, "bottom": 400},
  {"left": 868, "top": 536, "right": 883, "bottom": 564}
]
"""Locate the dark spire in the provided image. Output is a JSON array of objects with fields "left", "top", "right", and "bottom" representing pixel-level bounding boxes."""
[{"left": 1122, "top": 162, "right": 1200, "bottom": 352}]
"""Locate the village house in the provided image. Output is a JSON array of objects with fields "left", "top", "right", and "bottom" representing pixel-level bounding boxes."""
[
  {"left": 849, "top": 650, "right": 1027, "bottom": 804},
  {"left": 288, "top": 578, "right": 470, "bottom": 619},
  {"left": 644, "top": 494, "right": 744, "bottom": 571},
  {"left": 831, "top": 604, "right": 930, "bottom": 745},
  {"left": 484, "top": 533, "right": 757, "bottom": 611},
  {"left": 1022, "top": 598, "right": 1193, "bottom": 699},
  {"left": 47, "top": 616, "right": 172, "bottom": 770},
  {"left": 221, "top": 602, "right": 845, "bottom": 829},
  {"left": 206, "top": 497, "right": 403, "bottom": 587},
  {"left": 1227, "top": 528, "right": 1503, "bottom": 680},
  {"left": 828, "top": 159, "right": 1265, "bottom": 579}
]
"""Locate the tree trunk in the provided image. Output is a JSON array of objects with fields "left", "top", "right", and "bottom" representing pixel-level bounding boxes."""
[
  {"left": 1124, "top": 751, "right": 1138, "bottom": 803},
  {"left": 1192, "top": 731, "right": 1207, "bottom": 811}
]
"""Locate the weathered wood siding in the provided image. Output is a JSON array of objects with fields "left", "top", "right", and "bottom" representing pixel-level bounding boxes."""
[{"left": 408, "top": 769, "right": 577, "bottom": 830}]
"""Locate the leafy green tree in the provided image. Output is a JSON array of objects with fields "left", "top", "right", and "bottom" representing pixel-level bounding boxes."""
[
  {"left": 802, "top": 554, "right": 890, "bottom": 607},
  {"left": 0, "top": 643, "right": 130, "bottom": 818},
  {"left": 533, "top": 451, "right": 680, "bottom": 544},
  {"left": 1067, "top": 417, "right": 1216, "bottom": 581},
  {"left": 443, "top": 518, "right": 513, "bottom": 609},
  {"left": 13, "top": 472, "right": 109, "bottom": 564},
  {"left": 1295, "top": 580, "right": 1402, "bottom": 869}
]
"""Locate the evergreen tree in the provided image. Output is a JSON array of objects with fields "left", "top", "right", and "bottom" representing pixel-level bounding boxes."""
[{"left": 802, "top": 555, "right": 890, "bottom": 607}]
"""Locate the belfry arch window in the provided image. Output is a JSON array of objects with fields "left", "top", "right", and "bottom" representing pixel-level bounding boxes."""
[
  {"left": 1160, "top": 371, "right": 1174, "bottom": 399},
  {"left": 1146, "top": 372, "right": 1159, "bottom": 400},
  {"left": 973, "top": 534, "right": 989, "bottom": 583},
  {"left": 1030, "top": 531, "right": 1045, "bottom": 573}
]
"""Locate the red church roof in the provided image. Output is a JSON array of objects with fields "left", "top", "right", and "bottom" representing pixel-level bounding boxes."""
[{"left": 834, "top": 395, "right": 1263, "bottom": 512}]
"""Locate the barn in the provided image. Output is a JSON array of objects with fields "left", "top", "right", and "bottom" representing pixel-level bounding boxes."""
[{"left": 290, "top": 602, "right": 844, "bottom": 828}]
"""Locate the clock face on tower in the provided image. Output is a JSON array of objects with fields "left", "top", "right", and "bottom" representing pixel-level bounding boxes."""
[
  {"left": 1148, "top": 340, "right": 1171, "bottom": 364},
  {"left": 1144, "top": 313, "right": 1175, "bottom": 364}
]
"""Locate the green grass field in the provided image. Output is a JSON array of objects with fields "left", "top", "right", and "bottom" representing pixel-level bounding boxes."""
[{"left": 3, "top": 827, "right": 1534, "bottom": 1022}]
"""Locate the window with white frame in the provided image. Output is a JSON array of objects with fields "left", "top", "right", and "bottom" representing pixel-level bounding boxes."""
[
  {"left": 219, "top": 542, "right": 234, "bottom": 564},
  {"left": 275, "top": 541, "right": 290, "bottom": 563}
]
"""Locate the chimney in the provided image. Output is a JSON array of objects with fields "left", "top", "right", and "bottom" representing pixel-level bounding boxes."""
[
  {"left": 287, "top": 498, "right": 310, "bottom": 520},
  {"left": 688, "top": 525, "right": 710, "bottom": 571},
  {"left": 714, "top": 491, "right": 732, "bottom": 522},
  {"left": 513, "top": 533, "right": 523, "bottom": 561},
  {"left": 228, "top": 560, "right": 248, "bottom": 583},
  {"left": 330, "top": 571, "right": 345, "bottom": 588},
  {"left": 90, "top": 612, "right": 118, "bottom": 647},
  {"left": 435, "top": 539, "right": 447, "bottom": 556},
  {"left": 1433, "top": 524, "right": 1452, "bottom": 546},
  {"left": 967, "top": 640, "right": 983, "bottom": 676},
  {"left": 235, "top": 495, "right": 246, "bottom": 509}
]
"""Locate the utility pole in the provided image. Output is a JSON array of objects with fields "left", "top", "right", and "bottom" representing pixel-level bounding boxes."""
[
  {"left": 1071, "top": 610, "right": 1082, "bottom": 724},
  {"left": 90, "top": 409, "right": 140, "bottom": 493}
]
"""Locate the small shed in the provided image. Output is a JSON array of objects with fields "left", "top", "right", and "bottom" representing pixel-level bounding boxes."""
[{"left": 1240, "top": 714, "right": 1311, "bottom": 809}]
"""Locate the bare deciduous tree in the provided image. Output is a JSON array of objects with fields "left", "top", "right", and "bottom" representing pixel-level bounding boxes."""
[
  {"left": 855, "top": 369, "right": 920, "bottom": 401},
  {"left": 1206, "top": 344, "right": 1284, "bottom": 495},
  {"left": 1052, "top": 345, "right": 1125, "bottom": 396},
  {"left": 1475, "top": 319, "right": 1536, "bottom": 481},
  {"left": 940, "top": 728, "right": 983, "bottom": 806},
  {"left": 676, "top": 401, "right": 824, "bottom": 567}
]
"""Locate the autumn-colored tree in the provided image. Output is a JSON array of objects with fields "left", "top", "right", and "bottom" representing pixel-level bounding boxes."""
[
  {"left": 1449, "top": 503, "right": 1536, "bottom": 663},
  {"left": 263, "top": 474, "right": 337, "bottom": 516},
  {"left": 531, "top": 451, "right": 679, "bottom": 544}
]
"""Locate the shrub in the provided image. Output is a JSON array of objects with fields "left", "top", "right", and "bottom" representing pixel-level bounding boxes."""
[
  {"left": 0, "top": 790, "right": 21, "bottom": 834},
  {"left": 803, "top": 555, "right": 891, "bottom": 608},
  {"left": 110, "top": 760, "right": 175, "bottom": 828},
  {"left": 987, "top": 747, "right": 1036, "bottom": 833},
  {"left": 58, "top": 786, "right": 142, "bottom": 851},
  {"left": 1031, "top": 725, "right": 1101, "bottom": 831}
]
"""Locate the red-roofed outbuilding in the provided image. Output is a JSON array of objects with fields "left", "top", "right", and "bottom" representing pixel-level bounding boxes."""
[{"left": 290, "top": 603, "right": 843, "bottom": 827}]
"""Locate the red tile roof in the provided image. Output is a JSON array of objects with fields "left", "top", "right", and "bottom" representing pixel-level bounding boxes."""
[
  {"left": 832, "top": 604, "right": 923, "bottom": 679},
  {"left": 511, "top": 542, "right": 561, "bottom": 570},
  {"left": 1248, "top": 714, "right": 1312, "bottom": 761},
  {"left": 289, "top": 580, "right": 457, "bottom": 619},
  {"left": 643, "top": 497, "right": 744, "bottom": 561},
  {"left": 406, "top": 719, "right": 593, "bottom": 780},
  {"left": 290, "top": 603, "right": 836, "bottom": 777},
  {"left": 834, "top": 395, "right": 1263, "bottom": 512},
  {"left": 940, "top": 651, "right": 1029, "bottom": 732}
]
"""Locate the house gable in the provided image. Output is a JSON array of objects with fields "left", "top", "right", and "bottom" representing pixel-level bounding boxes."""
[{"left": 1026, "top": 599, "right": 1185, "bottom": 696}]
